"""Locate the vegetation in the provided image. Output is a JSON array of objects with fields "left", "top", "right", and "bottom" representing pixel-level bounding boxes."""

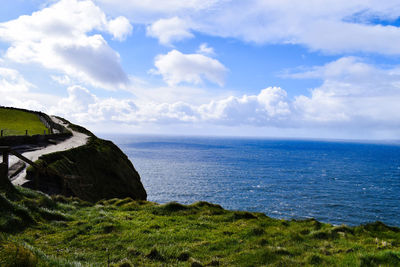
[
  {"left": 0, "top": 108, "right": 49, "bottom": 136},
  {"left": 1, "top": 186, "right": 399, "bottom": 266},
  {"left": 26, "top": 135, "right": 147, "bottom": 202}
]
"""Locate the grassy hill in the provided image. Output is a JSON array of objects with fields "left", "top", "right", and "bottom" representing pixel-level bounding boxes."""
[
  {"left": 0, "top": 108, "right": 49, "bottom": 136},
  {"left": 1, "top": 186, "right": 399, "bottom": 266}
]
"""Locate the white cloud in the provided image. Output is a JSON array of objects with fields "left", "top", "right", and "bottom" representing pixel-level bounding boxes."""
[
  {"left": 198, "top": 87, "right": 290, "bottom": 126},
  {"left": 152, "top": 49, "right": 227, "bottom": 86},
  {"left": 50, "top": 85, "right": 137, "bottom": 123},
  {"left": 96, "top": 0, "right": 400, "bottom": 55},
  {"left": 0, "top": 68, "right": 59, "bottom": 112},
  {"left": 58, "top": 85, "right": 96, "bottom": 113},
  {"left": 53, "top": 34, "right": 128, "bottom": 88},
  {"left": 0, "top": 67, "right": 34, "bottom": 92},
  {"left": 146, "top": 17, "right": 193, "bottom": 45},
  {"left": 197, "top": 43, "right": 215, "bottom": 56},
  {"left": 291, "top": 57, "right": 400, "bottom": 126},
  {"left": 107, "top": 16, "right": 132, "bottom": 41},
  {"left": 0, "top": 0, "right": 132, "bottom": 89},
  {"left": 1, "top": 98, "right": 47, "bottom": 112}
]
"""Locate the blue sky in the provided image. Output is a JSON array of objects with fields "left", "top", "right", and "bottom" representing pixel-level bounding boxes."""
[{"left": 1, "top": 0, "right": 400, "bottom": 139}]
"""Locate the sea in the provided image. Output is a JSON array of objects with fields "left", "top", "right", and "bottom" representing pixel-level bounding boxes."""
[{"left": 101, "top": 134, "right": 400, "bottom": 227}]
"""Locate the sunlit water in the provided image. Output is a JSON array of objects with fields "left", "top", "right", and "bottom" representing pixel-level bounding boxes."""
[{"left": 102, "top": 134, "right": 400, "bottom": 226}]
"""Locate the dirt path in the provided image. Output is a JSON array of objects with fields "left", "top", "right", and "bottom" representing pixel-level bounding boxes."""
[{"left": 10, "top": 116, "right": 89, "bottom": 185}]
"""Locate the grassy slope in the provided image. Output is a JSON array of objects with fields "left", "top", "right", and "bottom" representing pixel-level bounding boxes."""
[
  {"left": 0, "top": 108, "right": 49, "bottom": 136},
  {"left": 1, "top": 187, "right": 399, "bottom": 266}
]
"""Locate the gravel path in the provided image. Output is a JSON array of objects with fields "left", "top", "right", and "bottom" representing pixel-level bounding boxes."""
[{"left": 10, "top": 116, "right": 89, "bottom": 185}]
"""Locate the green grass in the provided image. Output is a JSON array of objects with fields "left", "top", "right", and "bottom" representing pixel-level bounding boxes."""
[
  {"left": 1, "top": 187, "right": 399, "bottom": 266},
  {"left": 0, "top": 108, "right": 49, "bottom": 136}
]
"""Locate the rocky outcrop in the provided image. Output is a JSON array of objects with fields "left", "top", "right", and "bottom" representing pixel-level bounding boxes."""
[{"left": 24, "top": 120, "right": 147, "bottom": 202}]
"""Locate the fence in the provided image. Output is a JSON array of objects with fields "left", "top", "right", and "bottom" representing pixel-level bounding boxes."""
[
  {"left": 0, "top": 129, "right": 50, "bottom": 137},
  {"left": 0, "top": 132, "right": 72, "bottom": 147},
  {"left": 0, "top": 146, "right": 91, "bottom": 194}
]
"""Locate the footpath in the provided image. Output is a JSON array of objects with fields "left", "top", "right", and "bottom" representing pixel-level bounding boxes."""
[{"left": 9, "top": 116, "right": 89, "bottom": 185}]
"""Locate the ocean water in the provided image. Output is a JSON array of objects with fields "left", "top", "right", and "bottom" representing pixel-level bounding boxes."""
[{"left": 103, "top": 135, "right": 400, "bottom": 226}]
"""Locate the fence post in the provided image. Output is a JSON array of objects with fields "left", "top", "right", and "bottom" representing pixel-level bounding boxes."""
[
  {"left": 25, "top": 130, "right": 28, "bottom": 136},
  {"left": 1, "top": 147, "right": 9, "bottom": 168},
  {"left": 1, "top": 130, "right": 3, "bottom": 137},
  {"left": 0, "top": 163, "right": 7, "bottom": 186},
  {"left": 0, "top": 147, "right": 10, "bottom": 190}
]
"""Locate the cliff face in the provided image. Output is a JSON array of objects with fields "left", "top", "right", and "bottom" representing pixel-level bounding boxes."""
[{"left": 25, "top": 120, "right": 147, "bottom": 202}]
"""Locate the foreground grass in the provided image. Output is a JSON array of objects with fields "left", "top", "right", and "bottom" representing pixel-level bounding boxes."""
[
  {"left": 0, "top": 108, "right": 49, "bottom": 136},
  {"left": 1, "top": 187, "right": 400, "bottom": 266}
]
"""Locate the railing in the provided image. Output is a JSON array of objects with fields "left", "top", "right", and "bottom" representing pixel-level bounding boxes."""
[
  {"left": 0, "top": 146, "right": 91, "bottom": 194},
  {"left": 0, "top": 146, "right": 42, "bottom": 188}
]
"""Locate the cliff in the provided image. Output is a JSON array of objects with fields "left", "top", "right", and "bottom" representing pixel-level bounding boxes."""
[{"left": 23, "top": 117, "right": 147, "bottom": 202}]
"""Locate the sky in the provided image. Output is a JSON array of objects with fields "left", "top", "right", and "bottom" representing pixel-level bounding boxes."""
[{"left": 1, "top": 0, "right": 400, "bottom": 140}]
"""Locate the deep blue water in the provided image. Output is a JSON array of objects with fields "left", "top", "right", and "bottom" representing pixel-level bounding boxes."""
[{"left": 102, "top": 135, "right": 400, "bottom": 226}]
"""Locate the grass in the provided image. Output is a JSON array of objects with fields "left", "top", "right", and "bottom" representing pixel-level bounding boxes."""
[
  {"left": 1, "top": 187, "right": 399, "bottom": 266},
  {"left": 0, "top": 108, "right": 49, "bottom": 136}
]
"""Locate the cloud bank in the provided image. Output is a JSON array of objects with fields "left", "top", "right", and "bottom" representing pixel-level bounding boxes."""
[
  {"left": 44, "top": 57, "right": 400, "bottom": 135},
  {"left": 96, "top": 0, "right": 400, "bottom": 55},
  {"left": 0, "top": 0, "right": 131, "bottom": 89}
]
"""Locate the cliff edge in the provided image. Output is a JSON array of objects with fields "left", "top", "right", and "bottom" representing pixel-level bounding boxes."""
[{"left": 23, "top": 117, "right": 147, "bottom": 202}]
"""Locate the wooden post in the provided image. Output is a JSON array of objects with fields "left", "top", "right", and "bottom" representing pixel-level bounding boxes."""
[
  {"left": 0, "top": 163, "right": 7, "bottom": 185},
  {"left": 1, "top": 129, "right": 3, "bottom": 137},
  {"left": 0, "top": 146, "right": 11, "bottom": 190},
  {"left": 0, "top": 146, "right": 10, "bottom": 169},
  {"left": 25, "top": 130, "right": 28, "bottom": 136}
]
